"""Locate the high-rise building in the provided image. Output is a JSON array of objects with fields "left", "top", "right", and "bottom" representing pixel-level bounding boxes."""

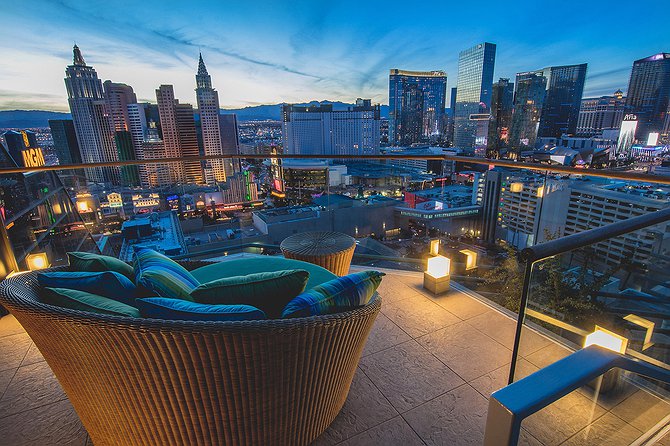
[
  {"left": 446, "top": 87, "right": 457, "bottom": 145},
  {"left": 156, "top": 85, "right": 203, "bottom": 185},
  {"left": 576, "top": 90, "right": 625, "bottom": 137},
  {"left": 103, "top": 81, "right": 137, "bottom": 132},
  {"left": 219, "top": 114, "right": 240, "bottom": 176},
  {"left": 64, "top": 45, "right": 119, "bottom": 184},
  {"left": 195, "top": 54, "right": 227, "bottom": 185},
  {"left": 537, "top": 64, "right": 587, "bottom": 139},
  {"left": 175, "top": 103, "right": 203, "bottom": 184},
  {"left": 48, "top": 120, "right": 82, "bottom": 165},
  {"left": 453, "top": 43, "right": 496, "bottom": 153},
  {"left": 625, "top": 53, "right": 670, "bottom": 144},
  {"left": 509, "top": 70, "right": 547, "bottom": 152},
  {"left": 487, "top": 78, "right": 514, "bottom": 158},
  {"left": 1, "top": 130, "right": 41, "bottom": 167},
  {"left": 221, "top": 171, "right": 259, "bottom": 204},
  {"left": 114, "top": 131, "right": 140, "bottom": 187},
  {"left": 388, "top": 70, "right": 447, "bottom": 145},
  {"left": 282, "top": 100, "right": 380, "bottom": 156},
  {"left": 509, "top": 64, "right": 587, "bottom": 151},
  {"left": 104, "top": 81, "right": 139, "bottom": 187}
]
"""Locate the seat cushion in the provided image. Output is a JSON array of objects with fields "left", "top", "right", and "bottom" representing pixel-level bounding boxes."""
[
  {"left": 67, "top": 251, "right": 135, "bottom": 281},
  {"left": 41, "top": 287, "right": 141, "bottom": 318},
  {"left": 282, "top": 271, "right": 384, "bottom": 318},
  {"left": 38, "top": 271, "right": 139, "bottom": 306},
  {"left": 134, "top": 248, "right": 200, "bottom": 301},
  {"left": 135, "top": 297, "right": 266, "bottom": 322},
  {"left": 191, "top": 257, "right": 337, "bottom": 291},
  {"left": 190, "top": 270, "right": 310, "bottom": 319}
]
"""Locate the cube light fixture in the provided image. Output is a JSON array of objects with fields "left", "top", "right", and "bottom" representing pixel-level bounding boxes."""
[
  {"left": 25, "top": 252, "right": 50, "bottom": 271},
  {"left": 430, "top": 239, "right": 440, "bottom": 256},
  {"left": 584, "top": 326, "right": 628, "bottom": 354},
  {"left": 459, "top": 249, "right": 478, "bottom": 270},
  {"left": 424, "top": 255, "right": 451, "bottom": 294}
]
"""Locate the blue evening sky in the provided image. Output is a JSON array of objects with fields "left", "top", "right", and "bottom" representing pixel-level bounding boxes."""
[{"left": 0, "top": 0, "right": 666, "bottom": 112}]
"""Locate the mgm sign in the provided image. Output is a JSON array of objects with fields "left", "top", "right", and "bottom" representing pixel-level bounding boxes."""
[{"left": 20, "top": 131, "right": 45, "bottom": 167}]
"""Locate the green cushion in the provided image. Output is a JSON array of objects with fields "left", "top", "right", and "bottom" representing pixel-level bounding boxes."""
[
  {"left": 191, "top": 270, "right": 309, "bottom": 319},
  {"left": 41, "top": 287, "right": 141, "bottom": 318},
  {"left": 68, "top": 251, "right": 134, "bottom": 281},
  {"left": 282, "top": 271, "right": 384, "bottom": 318},
  {"left": 134, "top": 248, "right": 200, "bottom": 301},
  {"left": 191, "top": 257, "right": 337, "bottom": 291}
]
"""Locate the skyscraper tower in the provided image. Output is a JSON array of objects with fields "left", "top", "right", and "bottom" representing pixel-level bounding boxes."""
[
  {"left": 195, "top": 53, "right": 230, "bottom": 185},
  {"left": 509, "top": 70, "right": 547, "bottom": 154},
  {"left": 509, "top": 64, "right": 587, "bottom": 153},
  {"left": 103, "top": 81, "right": 137, "bottom": 132},
  {"left": 536, "top": 64, "right": 587, "bottom": 139},
  {"left": 156, "top": 85, "right": 203, "bottom": 185},
  {"left": 453, "top": 43, "right": 496, "bottom": 154},
  {"left": 104, "top": 81, "right": 139, "bottom": 186},
  {"left": 487, "top": 78, "right": 514, "bottom": 158},
  {"left": 64, "top": 45, "right": 119, "bottom": 184},
  {"left": 625, "top": 53, "right": 670, "bottom": 144},
  {"left": 388, "top": 70, "right": 447, "bottom": 146}
]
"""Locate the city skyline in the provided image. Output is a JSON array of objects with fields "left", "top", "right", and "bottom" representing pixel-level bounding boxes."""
[{"left": 1, "top": 0, "right": 667, "bottom": 112}]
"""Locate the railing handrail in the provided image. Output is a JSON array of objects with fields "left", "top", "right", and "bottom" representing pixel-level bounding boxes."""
[
  {"left": 1, "top": 154, "right": 669, "bottom": 185},
  {"left": 520, "top": 206, "right": 670, "bottom": 262}
]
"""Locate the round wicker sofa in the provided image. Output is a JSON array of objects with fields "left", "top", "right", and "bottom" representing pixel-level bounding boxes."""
[{"left": 0, "top": 260, "right": 381, "bottom": 446}]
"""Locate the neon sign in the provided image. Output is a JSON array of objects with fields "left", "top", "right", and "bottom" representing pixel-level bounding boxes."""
[{"left": 21, "top": 147, "right": 45, "bottom": 167}]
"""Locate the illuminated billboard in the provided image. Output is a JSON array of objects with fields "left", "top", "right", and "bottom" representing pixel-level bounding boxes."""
[
  {"left": 616, "top": 114, "right": 638, "bottom": 157},
  {"left": 647, "top": 132, "right": 659, "bottom": 146}
]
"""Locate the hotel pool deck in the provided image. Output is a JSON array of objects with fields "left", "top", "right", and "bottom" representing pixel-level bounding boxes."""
[{"left": 0, "top": 267, "right": 669, "bottom": 445}]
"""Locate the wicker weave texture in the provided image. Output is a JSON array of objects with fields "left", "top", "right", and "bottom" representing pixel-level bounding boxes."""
[
  {"left": 280, "top": 232, "right": 356, "bottom": 277},
  {"left": 0, "top": 263, "right": 380, "bottom": 446}
]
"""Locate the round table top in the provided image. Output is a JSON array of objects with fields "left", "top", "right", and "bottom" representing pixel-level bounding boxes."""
[{"left": 280, "top": 231, "right": 356, "bottom": 256}]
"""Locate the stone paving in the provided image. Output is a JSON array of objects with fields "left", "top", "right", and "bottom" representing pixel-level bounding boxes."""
[{"left": 0, "top": 269, "right": 669, "bottom": 445}]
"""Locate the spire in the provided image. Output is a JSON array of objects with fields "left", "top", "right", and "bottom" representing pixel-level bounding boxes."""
[
  {"left": 73, "top": 44, "right": 86, "bottom": 66},
  {"left": 197, "top": 52, "right": 208, "bottom": 76},
  {"left": 195, "top": 52, "right": 212, "bottom": 89}
]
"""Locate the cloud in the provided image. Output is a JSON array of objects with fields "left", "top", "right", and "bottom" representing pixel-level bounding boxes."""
[{"left": 586, "top": 66, "right": 631, "bottom": 80}]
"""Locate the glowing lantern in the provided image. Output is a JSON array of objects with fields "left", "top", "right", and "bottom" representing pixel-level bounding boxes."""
[
  {"left": 459, "top": 249, "right": 478, "bottom": 270},
  {"left": 430, "top": 239, "right": 440, "bottom": 256},
  {"left": 426, "top": 255, "right": 450, "bottom": 278},
  {"left": 424, "top": 255, "right": 451, "bottom": 294},
  {"left": 584, "top": 326, "right": 628, "bottom": 354},
  {"left": 26, "top": 252, "right": 50, "bottom": 271}
]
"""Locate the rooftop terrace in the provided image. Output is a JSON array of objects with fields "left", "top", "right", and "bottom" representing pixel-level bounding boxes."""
[{"left": 1, "top": 266, "right": 668, "bottom": 445}]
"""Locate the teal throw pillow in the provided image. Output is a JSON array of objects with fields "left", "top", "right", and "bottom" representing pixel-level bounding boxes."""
[
  {"left": 190, "top": 269, "right": 309, "bottom": 319},
  {"left": 135, "top": 297, "right": 266, "bottom": 322},
  {"left": 133, "top": 248, "right": 200, "bottom": 301},
  {"left": 67, "top": 251, "right": 135, "bottom": 280},
  {"left": 38, "top": 271, "right": 139, "bottom": 306},
  {"left": 281, "top": 271, "right": 384, "bottom": 318},
  {"left": 41, "top": 287, "right": 140, "bottom": 318}
]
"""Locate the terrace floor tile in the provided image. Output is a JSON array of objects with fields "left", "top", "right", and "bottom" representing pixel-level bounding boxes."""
[
  {"left": 417, "top": 320, "right": 512, "bottom": 382},
  {"left": 359, "top": 339, "right": 464, "bottom": 413},
  {"left": 403, "top": 384, "right": 488, "bottom": 446}
]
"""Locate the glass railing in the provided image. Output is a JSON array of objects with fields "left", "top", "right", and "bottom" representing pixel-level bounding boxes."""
[
  {"left": 508, "top": 206, "right": 670, "bottom": 444},
  {"left": 1, "top": 153, "right": 669, "bottom": 443}
]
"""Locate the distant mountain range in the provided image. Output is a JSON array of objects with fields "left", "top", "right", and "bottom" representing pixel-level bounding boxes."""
[{"left": 0, "top": 101, "right": 390, "bottom": 128}]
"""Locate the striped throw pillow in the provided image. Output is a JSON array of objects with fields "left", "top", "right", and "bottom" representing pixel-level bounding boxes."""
[
  {"left": 134, "top": 248, "right": 200, "bottom": 301},
  {"left": 281, "top": 271, "right": 384, "bottom": 318}
]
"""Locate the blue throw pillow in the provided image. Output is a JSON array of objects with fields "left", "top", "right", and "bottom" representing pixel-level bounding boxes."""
[
  {"left": 281, "top": 271, "right": 384, "bottom": 318},
  {"left": 135, "top": 298, "right": 266, "bottom": 322},
  {"left": 38, "top": 271, "right": 139, "bottom": 306},
  {"left": 133, "top": 248, "right": 200, "bottom": 301}
]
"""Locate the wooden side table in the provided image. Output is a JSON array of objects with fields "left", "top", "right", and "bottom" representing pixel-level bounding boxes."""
[{"left": 280, "top": 231, "right": 356, "bottom": 276}]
